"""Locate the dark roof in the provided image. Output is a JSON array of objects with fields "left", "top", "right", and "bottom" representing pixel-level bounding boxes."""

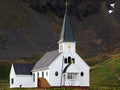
[
  {"left": 58, "top": 8, "right": 75, "bottom": 43},
  {"left": 63, "top": 64, "right": 71, "bottom": 73},
  {"left": 13, "top": 63, "right": 34, "bottom": 75},
  {"left": 32, "top": 50, "right": 61, "bottom": 71}
]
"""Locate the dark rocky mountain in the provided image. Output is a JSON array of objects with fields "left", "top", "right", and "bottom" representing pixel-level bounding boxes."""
[{"left": 0, "top": 0, "right": 120, "bottom": 60}]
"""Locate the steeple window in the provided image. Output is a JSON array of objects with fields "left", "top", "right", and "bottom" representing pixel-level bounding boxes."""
[
  {"left": 11, "top": 78, "right": 14, "bottom": 84},
  {"left": 59, "top": 45, "right": 63, "bottom": 51}
]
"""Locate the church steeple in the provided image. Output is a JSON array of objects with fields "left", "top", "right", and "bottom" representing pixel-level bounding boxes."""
[
  {"left": 58, "top": 0, "right": 76, "bottom": 53},
  {"left": 58, "top": 0, "right": 75, "bottom": 43}
]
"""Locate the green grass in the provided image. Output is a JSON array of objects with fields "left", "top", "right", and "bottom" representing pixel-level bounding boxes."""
[
  {"left": 91, "top": 65, "right": 120, "bottom": 86},
  {"left": 89, "top": 86, "right": 120, "bottom": 90},
  {"left": 0, "top": 61, "right": 12, "bottom": 80},
  {"left": 90, "top": 53, "right": 120, "bottom": 87},
  {"left": 0, "top": 48, "right": 120, "bottom": 89}
]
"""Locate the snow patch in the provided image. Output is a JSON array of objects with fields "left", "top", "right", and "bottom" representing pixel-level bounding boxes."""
[
  {"left": 108, "top": 3, "right": 116, "bottom": 14},
  {"left": 110, "top": 3, "right": 115, "bottom": 8},
  {"left": 108, "top": 10, "right": 113, "bottom": 13}
]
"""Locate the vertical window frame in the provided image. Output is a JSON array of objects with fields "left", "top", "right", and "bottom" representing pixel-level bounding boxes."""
[
  {"left": 64, "top": 58, "right": 67, "bottom": 64},
  {"left": 68, "top": 56, "right": 71, "bottom": 64},
  {"left": 37, "top": 72, "right": 39, "bottom": 78},
  {"left": 42, "top": 72, "right": 44, "bottom": 77},
  {"left": 67, "top": 73, "right": 78, "bottom": 80},
  {"left": 11, "top": 78, "right": 14, "bottom": 84},
  {"left": 46, "top": 72, "right": 48, "bottom": 76},
  {"left": 72, "top": 58, "right": 75, "bottom": 64},
  {"left": 33, "top": 74, "right": 35, "bottom": 82}
]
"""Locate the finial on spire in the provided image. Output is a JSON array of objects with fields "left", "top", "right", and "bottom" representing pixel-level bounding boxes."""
[
  {"left": 65, "top": 0, "right": 69, "bottom": 8},
  {"left": 58, "top": 0, "right": 75, "bottom": 43}
]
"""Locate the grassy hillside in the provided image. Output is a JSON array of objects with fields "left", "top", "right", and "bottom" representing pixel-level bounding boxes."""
[
  {"left": 0, "top": 53, "right": 120, "bottom": 89},
  {"left": 90, "top": 53, "right": 120, "bottom": 87}
]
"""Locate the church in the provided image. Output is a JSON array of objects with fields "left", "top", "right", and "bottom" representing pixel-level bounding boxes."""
[{"left": 9, "top": 1, "right": 90, "bottom": 89}]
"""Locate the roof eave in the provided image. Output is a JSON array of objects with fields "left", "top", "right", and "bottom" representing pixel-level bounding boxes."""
[
  {"left": 32, "top": 67, "right": 49, "bottom": 72},
  {"left": 58, "top": 40, "right": 76, "bottom": 44}
]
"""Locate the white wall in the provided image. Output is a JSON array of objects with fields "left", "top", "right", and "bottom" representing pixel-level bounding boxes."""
[
  {"left": 74, "top": 53, "right": 90, "bottom": 86},
  {"left": 49, "top": 54, "right": 63, "bottom": 86},
  {"left": 10, "top": 75, "right": 36, "bottom": 88},
  {"left": 9, "top": 64, "right": 36, "bottom": 88},
  {"left": 32, "top": 69, "right": 49, "bottom": 87},
  {"left": 59, "top": 42, "right": 76, "bottom": 53},
  {"left": 10, "top": 64, "right": 15, "bottom": 88},
  {"left": 49, "top": 50, "right": 90, "bottom": 87}
]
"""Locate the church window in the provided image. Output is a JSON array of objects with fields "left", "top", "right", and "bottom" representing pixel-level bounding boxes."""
[
  {"left": 11, "top": 78, "right": 14, "bottom": 84},
  {"left": 42, "top": 72, "right": 44, "bottom": 77},
  {"left": 20, "top": 85, "right": 22, "bottom": 88},
  {"left": 68, "top": 56, "right": 71, "bottom": 63},
  {"left": 46, "top": 72, "right": 48, "bottom": 76},
  {"left": 72, "top": 58, "right": 75, "bottom": 64},
  {"left": 55, "top": 71, "right": 58, "bottom": 76},
  {"left": 60, "top": 45, "right": 63, "bottom": 51},
  {"left": 67, "top": 73, "right": 78, "bottom": 80},
  {"left": 81, "top": 72, "right": 84, "bottom": 76},
  {"left": 64, "top": 58, "right": 67, "bottom": 63},
  {"left": 37, "top": 72, "right": 39, "bottom": 78},
  {"left": 33, "top": 74, "right": 35, "bottom": 82},
  {"left": 67, "top": 73, "right": 72, "bottom": 79}
]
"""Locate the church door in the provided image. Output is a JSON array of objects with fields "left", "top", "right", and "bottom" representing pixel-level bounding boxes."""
[{"left": 38, "top": 78, "right": 51, "bottom": 88}]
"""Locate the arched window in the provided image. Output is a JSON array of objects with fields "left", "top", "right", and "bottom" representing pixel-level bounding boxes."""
[
  {"left": 64, "top": 58, "right": 67, "bottom": 64},
  {"left": 72, "top": 58, "right": 75, "bottom": 64},
  {"left": 68, "top": 56, "right": 71, "bottom": 64}
]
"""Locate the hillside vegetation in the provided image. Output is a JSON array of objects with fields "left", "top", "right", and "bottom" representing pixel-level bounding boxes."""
[
  {"left": 0, "top": 53, "right": 120, "bottom": 89},
  {"left": 0, "top": 0, "right": 120, "bottom": 59},
  {"left": 90, "top": 53, "right": 120, "bottom": 87}
]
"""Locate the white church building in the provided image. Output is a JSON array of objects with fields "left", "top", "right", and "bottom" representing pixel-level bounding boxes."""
[{"left": 10, "top": 2, "right": 90, "bottom": 89}]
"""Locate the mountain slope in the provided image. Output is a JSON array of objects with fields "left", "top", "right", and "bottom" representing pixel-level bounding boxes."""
[
  {"left": 0, "top": 0, "right": 120, "bottom": 59},
  {"left": 0, "top": 0, "right": 58, "bottom": 59},
  {"left": 91, "top": 53, "right": 120, "bottom": 87}
]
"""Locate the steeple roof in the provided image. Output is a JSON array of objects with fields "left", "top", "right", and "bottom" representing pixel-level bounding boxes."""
[{"left": 58, "top": 7, "right": 75, "bottom": 43}]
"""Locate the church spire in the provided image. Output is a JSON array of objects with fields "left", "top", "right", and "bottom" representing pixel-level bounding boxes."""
[{"left": 58, "top": 0, "right": 75, "bottom": 43}]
